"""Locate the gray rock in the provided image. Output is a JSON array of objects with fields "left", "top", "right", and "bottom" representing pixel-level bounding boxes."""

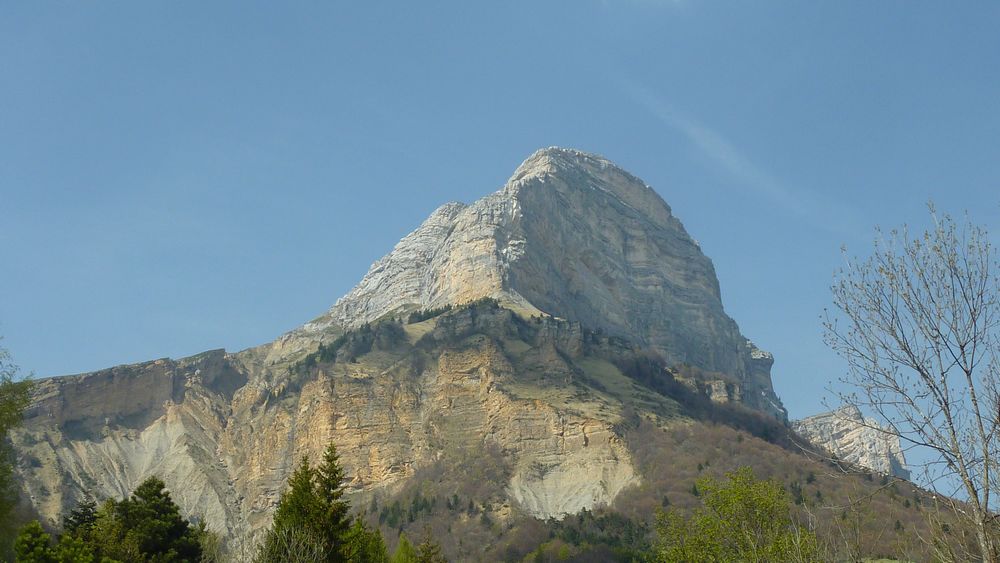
[
  {"left": 316, "top": 147, "right": 786, "bottom": 419},
  {"left": 793, "top": 406, "right": 910, "bottom": 479}
]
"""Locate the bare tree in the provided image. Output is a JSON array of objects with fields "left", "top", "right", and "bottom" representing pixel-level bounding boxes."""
[{"left": 824, "top": 206, "right": 1000, "bottom": 562}]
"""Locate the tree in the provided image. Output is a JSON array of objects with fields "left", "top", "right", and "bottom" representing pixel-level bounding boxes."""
[
  {"left": 825, "top": 208, "right": 1000, "bottom": 562},
  {"left": 343, "top": 519, "right": 389, "bottom": 563},
  {"left": 62, "top": 498, "right": 97, "bottom": 539},
  {"left": 414, "top": 527, "right": 446, "bottom": 563},
  {"left": 0, "top": 341, "right": 34, "bottom": 556},
  {"left": 261, "top": 443, "right": 354, "bottom": 563},
  {"left": 390, "top": 533, "right": 417, "bottom": 563},
  {"left": 256, "top": 526, "right": 327, "bottom": 563},
  {"left": 67, "top": 477, "right": 202, "bottom": 562},
  {"left": 653, "top": 467, "right": 819, "bottom": 562},
  {"left": 13, "top": 521, "right": 95, "bottom": 563},
  {"left": 14, "top": 521, "right": 55, "bottom": 562}
]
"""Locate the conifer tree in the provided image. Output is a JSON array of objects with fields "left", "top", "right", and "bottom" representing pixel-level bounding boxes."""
[
  {"left": 414, "top": 527, "right": 446, "bottom": 563},
  {"left": 14, "top": 521, "right": 55, "bottom": 562},
  {"left": 263, "top": 443, "right": 354, "bottom": 562},
  {"left": 314, "top": 443, "right": 351, "bottom": 555},
  {"left": 390, "top": 533, "right": 417, "bottom": 563},
  {"left": 62, "top": 498, "right": 97, "bottom": 539},
  {"left": 344, "top": 518, "right": 389, "bottom": 563},
  {"left": 114, "top": 476, "right": 202, "bottom": 560}
]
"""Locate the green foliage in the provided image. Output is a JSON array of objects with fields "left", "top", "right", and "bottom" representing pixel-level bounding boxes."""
[
  {"left": 295, "top": 321, "right": 408, "bottom": 373},
  {"left": 62, "top": 498, "right": 97, "bottom": 539},
  {"left": 0, "top": 342, "right": 34, "bottom": 556},
  {"left": 343, "top": 519, "right": 389, "bottom": 563},
  {"left": 13, "top": 521, "right": 97, "bottom": 563},
  {"left": 654, "top": 467, "right": 819, "bottom": 562},
  {"left": 116, "top": 476, "right": 202, "bottom": 561},
  {"left": 53, "top": 534, "right": 96, "bottom": 563},
  {"left": 14, "top": 521, "right": 56, "bottom": 562},
  {"left": 262, "top": 444, "right": 356, "bottom": 562},
  {"left": 390, "top": 533, "right": 417, "bottom": 563},
  {"left": 76, "top": 477, "right": 201, "bottom": 562},
  {"left": 407, "top": 305, "right": 452, "bottom": 324},
  {"left": 19, "top": 478, "right": 204, "bottom": 562},
  {"left": 414, "top": 528, "right": 446, "bottom": 563}
]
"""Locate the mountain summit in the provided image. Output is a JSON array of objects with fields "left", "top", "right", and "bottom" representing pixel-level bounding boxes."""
[
  {"left": 13, "top": 148, "right": 788, "bottom": 548},
  {"left": 301, "top": 147, "right": 784, "bottom": 419}
]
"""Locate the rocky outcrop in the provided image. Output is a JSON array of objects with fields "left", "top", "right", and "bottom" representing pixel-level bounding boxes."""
[
  {"left": 309, "top": 147, "right": 785, "bottom": 420},
  {"left": 11, "top": 147, "right": 788, "bottom": 543},
  {"left": 793, "top": 406, "right": 909, "bottom": 479},
  {"left": 13, "top": 307, "right": 658, "bottom": 541}
]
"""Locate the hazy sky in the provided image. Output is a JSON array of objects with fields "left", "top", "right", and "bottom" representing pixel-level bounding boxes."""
[{"left": 2, "top": 2, "right": 998, "bottom": 420}]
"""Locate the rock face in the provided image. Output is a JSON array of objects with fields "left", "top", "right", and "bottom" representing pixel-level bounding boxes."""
[
  {"left": 793, "top": 406, "right": 909, "bottom": 479},
  {"left": 314, "top": 147, "right": 785, "bottom": 419},
  {"left": 11, "top": 147, "right": 788, "bottom": 543}
]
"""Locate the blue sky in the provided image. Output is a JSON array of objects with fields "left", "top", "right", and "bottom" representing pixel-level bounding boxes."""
[{"left": 2, "top": 2, "right": 998, "bottom": 420}]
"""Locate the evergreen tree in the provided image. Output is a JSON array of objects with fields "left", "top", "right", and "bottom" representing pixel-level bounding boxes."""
[
  {"left": 62, "top": 498, "right": 97, "bottom": 538},
  {"left": 14, "top": 521, "right": 97, "bottom": 563},
  {"left": 414, "top": 527, "right": 446, "bottom": 563},
  {"left": 114, "top": 476, "right": 202, "bottom": 561},
  {"left": 343, "top": 518, "right": 389, "bottom": 563},
  {"left": 390, "top": 533, "right": 417, "bottom": 563},
  {"left": 53, "top": 535, "right": 96, "bottom": 563},
  {"left": 270, "top": 456, "right": 322, "bottom": 536},
  {"left": 314, "top": 443, "right": 351, "bottom": 555},
  {"left": 14, "top": 521, "right": 55, "bottom": 562},
  {"left": 263, "top": 443, "right": 354, "bottom": 562}
]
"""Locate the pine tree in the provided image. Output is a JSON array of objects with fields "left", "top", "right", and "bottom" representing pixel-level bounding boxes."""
[
  {"left": 111, "top": 476, "right": 202, "bottom": 561},
  {"left": 14, "top": 521, "right": 56, "bottom": 562},
  {"left": 414, "top": 527, "right": 446, "bottom": 563},
  {"left": 270, "top": 456, "right": 321, "bottom": 534},
  {"left": 62, "top": 497, "right": 97, "bottom": 538},
  {"left": 343, "top": 518, "right": 389, "bottom": 563},
  {"left": 390, "top": 533, "right": 417, "bottom": 563},
  {"left": 315, "top": 443, "right": 351, "bottom": 556},
  {"left": 263, "top": 444, "right": 354, "bottom": 562}
]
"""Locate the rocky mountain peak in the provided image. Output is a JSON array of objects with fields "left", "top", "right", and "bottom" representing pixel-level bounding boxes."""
[
  {"left": 304, "top": 147, "right": 786, "bottom": 420},
  {"left": 509, "top": 146, "right": 617, "bottom": 184},
  {"left": 10, "top": 148, "right": 796, "bottom": 547}
]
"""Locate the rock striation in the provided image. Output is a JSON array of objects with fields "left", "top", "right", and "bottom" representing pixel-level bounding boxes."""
[
  {"left": 310, "top": 147, "right": 786, "bottom": 420},
  {"left": 793, "top": 406, "right": 909, "bottom": 479},
  {"left": 11, "top": 147, "right": 789, "bottom": 545}
]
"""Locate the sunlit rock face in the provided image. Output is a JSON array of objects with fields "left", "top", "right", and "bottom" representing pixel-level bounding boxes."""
[
  {"left": 314, "top": 147, "right": 785, "bottom": 419},
  {"left": 11, "top": 147, "right": 787, "bottom": 541},
  {"left": 793, "top": 406, "right": 910, "bottom": 479}
]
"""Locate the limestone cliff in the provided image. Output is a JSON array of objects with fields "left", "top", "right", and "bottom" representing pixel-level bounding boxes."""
[
  {"left": 309, "top": 147, "right": 785, "bottom": 420},
  {"left": 792, "top": 406, "right": 910, "bottom": 479},
  {"left": 11, "top": 147, "right": 789, "bottom": 546}
]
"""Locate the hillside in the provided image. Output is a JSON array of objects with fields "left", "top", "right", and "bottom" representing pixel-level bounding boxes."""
[{"left": 8, "top": 148, "right": 928, "bottom": 560}]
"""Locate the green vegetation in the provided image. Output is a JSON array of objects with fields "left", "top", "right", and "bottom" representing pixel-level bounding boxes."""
[
  {"left": 0, "top": 341, "right": 35, "bottom": 557},
  {"left": 653, "top": 467, "right": 819, "bottom": 562},
  {"left": 406, "top": 305, "right": 452, "bottom": 324},
  {"left": 259, "top": 443, "right": 388, "bottom": 562},
  {"left": 4, "top": 301, "right": 984, "bottom": 561},
  {"left": 15, "top": 476, "right": 205, "bottom": 562}
]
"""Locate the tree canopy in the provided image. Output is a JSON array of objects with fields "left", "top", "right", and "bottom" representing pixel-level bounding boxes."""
[{"left": 654, "top": 466, "right": 819, "bottom": 562}]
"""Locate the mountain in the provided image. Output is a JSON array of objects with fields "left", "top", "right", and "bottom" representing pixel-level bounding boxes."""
[
  {"left": 11, "top": 148, "right": 791, "bottom": 550},
  {"left": 793, "top": 406, "right": 910, "bottom": 480},
  {"left": 303, "top": 147, "right": 785, "bottom": 420}
]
